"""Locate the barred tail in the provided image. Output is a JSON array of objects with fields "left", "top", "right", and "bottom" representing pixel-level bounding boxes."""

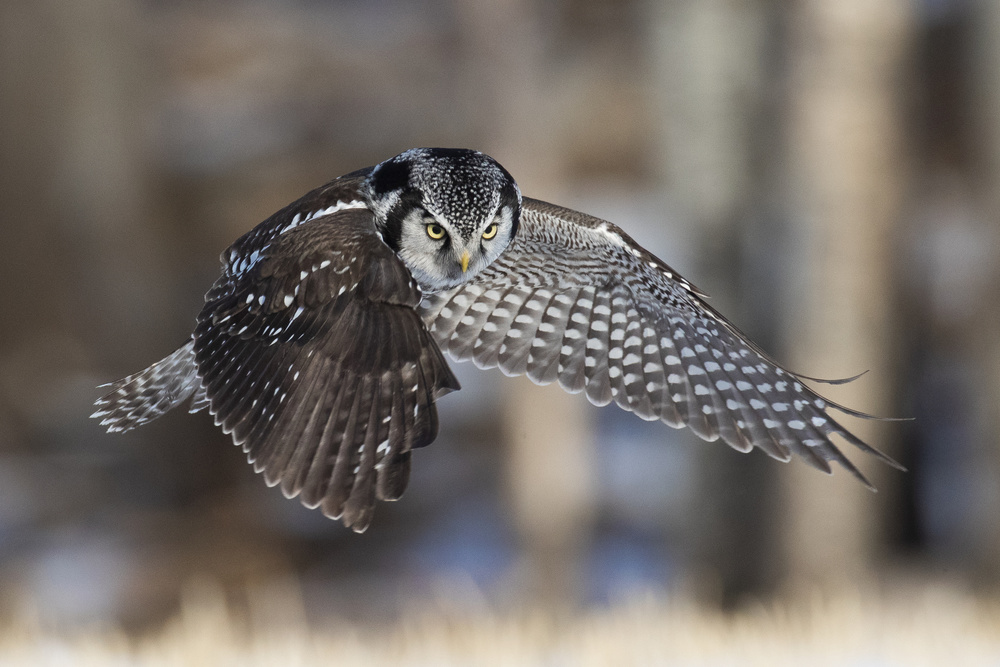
[{"left": 92, "top": 339, "right": 207, "bottom": 433}]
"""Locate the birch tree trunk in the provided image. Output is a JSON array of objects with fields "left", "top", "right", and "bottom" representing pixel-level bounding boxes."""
[
  {"left": 780, "top": 0, "right": 913, "bottom": 586},
  {"left": 455, "top": 0, "right": 594, "bottom": 606}
]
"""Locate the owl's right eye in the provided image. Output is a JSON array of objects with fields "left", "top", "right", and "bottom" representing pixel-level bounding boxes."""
[{"left": 426, "top": 223, "right": 446, "bottom": 240}]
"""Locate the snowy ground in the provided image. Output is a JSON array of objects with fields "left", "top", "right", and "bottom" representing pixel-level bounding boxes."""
[{"left": 3, "top": 582, "right": 998, "bottom": 666}]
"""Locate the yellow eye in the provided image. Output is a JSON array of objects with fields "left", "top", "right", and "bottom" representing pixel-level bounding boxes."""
[
  {"left": 426, "top": 223, "right": 446, "bottom": 240},
  {"left": 482, "top": 223, "right": 499, "bottom": 240}
]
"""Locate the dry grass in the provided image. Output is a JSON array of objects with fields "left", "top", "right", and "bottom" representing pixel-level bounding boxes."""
[{"left": 2, "top": 582, "right": 999, "bottom": 666}]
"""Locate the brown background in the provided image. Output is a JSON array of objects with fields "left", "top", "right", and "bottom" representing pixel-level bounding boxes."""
[{"left": 1, "top": 0, "right": 998, "bottom": 630}]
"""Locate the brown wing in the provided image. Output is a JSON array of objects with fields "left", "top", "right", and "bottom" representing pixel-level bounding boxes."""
[{"left": 195, "top": 208, "right": 459, "bottom": 532}]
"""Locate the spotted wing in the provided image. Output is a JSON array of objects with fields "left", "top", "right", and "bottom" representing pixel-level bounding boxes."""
[
  {"left": 420, "top": 197, "right": 902, "bottom": 487},
  {"left": 92, "top": 339, "right": 205, "bottom": 432},
  {"left": 195, "top": 208, "right": 459, "bottom": 532}
]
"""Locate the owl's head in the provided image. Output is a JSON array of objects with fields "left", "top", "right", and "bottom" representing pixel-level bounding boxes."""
[{"left": 363, "top": 148, "right": 522, "bottom": 291}]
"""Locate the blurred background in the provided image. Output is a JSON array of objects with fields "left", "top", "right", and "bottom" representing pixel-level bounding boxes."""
[{"left": 1, "top": 0, "right": 999, "bottom": 635}]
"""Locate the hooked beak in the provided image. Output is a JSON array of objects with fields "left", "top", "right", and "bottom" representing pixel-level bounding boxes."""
[{"left": 460, "top": 250, "right": 470, "bottom": 273}]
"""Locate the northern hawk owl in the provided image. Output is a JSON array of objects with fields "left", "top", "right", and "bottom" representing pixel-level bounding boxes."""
[{"left": 93, "top": 148, "right": 902, "bottom": 532}]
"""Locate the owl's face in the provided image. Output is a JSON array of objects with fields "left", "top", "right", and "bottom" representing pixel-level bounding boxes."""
[{"left": 363, "top": 148, "right": 522, "bottom": 291}]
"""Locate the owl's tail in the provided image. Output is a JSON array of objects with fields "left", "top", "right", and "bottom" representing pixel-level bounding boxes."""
[{"left": 92, "top": 339, "right": 208, "bottom": 433}]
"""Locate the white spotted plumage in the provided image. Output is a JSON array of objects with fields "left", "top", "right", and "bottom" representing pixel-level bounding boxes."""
[{"left": 93, "top": 147, "right": 903, "bottom": 535}]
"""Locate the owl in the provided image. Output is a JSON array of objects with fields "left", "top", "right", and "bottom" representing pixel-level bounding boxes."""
[{"left": 93, "top": 148, "right": 902, "bottom": 532}]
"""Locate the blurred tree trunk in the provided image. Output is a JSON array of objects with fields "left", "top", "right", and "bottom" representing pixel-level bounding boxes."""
[
  {"left": 780, "top": 0, "right": 913, "bottom": 586},
  {"left": 968, "top": 0, "right": 1000, "bottom": 584},
  {"left": 0, "top": 0, "right": 212, "bottom": 626},
  {"left": 455, "top": 0, "right": 595, "bottom": 606},
  {"left": 650, "top": 0, "right": 780, "bottom": 604},
  {"left": 0, "top": 0, "right": 167, "bottom": 456}
]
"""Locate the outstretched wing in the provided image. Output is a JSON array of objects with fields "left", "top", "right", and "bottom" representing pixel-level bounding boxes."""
[
  {"left": 196, "top": 207, "right": 459, "bottom": 532},
  {"left": 420, "top": 197, "right": 902, "bottom": 487}
]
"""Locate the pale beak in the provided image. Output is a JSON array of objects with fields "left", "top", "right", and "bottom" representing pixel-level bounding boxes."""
[{"left": 460, "top": 250, "right": 470, "bottom": 273}]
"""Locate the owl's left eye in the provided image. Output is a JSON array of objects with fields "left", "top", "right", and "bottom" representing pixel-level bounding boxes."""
[{"left": 482, "top": 223, "right": 499, "bottom": 240}]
